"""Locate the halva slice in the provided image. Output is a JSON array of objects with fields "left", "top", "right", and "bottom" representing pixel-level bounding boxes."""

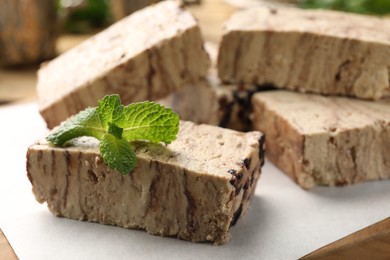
[
  {"left": 252, "top": 91, "right": 390, "bottom": 189},
  {"left": 218, "top": 6, "right": 390, "bottom": 100},
  {"left": 37, "top": 0, "right": 210, "bottom": 129},
  {"left": 27, "top": 121, "right": 265, "bottom": 245}
]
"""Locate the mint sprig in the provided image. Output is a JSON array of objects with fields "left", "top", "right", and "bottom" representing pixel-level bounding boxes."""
[{"left": 46, "top": 94, "right": 179, "bottom": 175}]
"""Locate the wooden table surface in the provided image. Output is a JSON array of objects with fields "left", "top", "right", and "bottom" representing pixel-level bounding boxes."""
[{"left": 0, "top": 229, "right": 18, "bottom": 260}]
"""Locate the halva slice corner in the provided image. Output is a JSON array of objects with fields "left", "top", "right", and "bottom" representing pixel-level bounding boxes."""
[
  {"left": 218, "top": 6, "right": 390, "bottom": 100},
  {"left": 158, "top": 69, "right": 258, "bottom": 132},
  {"left": 37, "top": 0, "right": 210, "bottom": 129},
  {"left": 252, "top": 90, "right": 390, "bottom": 189},
  {"left": 26, "top": 121, "right": 265, "bottom": 245}
]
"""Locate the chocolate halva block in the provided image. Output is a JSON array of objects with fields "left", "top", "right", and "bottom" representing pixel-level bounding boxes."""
[
  {"left": 37, "top": 0, "right": 210, "bottom": 129},
  {"left": 252, "top": 91, "right": 390, "bottom": 189},
  {"left": 218, "top": 6, "right": 390, "bottom": 100},
  {"left": 27, "top": 121, "right": 265, "bottom": 245}
]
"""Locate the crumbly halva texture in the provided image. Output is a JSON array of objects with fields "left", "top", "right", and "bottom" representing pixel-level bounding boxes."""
[
  {"left": 218, "top": 6, "right": 390, "bottom": 100},
  {"left": 27, "top": 121, "right": 265, "bottom": 245},
  {"left": 37, "top": 0, "right": 210, "bottom": 129},
  {"left": 252, "top": 91, "right": 390, "bottom": 189},
  {"left": 158, "top": 69, "right": 259, "bottom": 131}
]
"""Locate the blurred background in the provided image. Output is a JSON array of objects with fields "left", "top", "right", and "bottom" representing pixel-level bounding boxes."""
[{"left": 1, "top": 0, "right": 389, "bottom": 104}]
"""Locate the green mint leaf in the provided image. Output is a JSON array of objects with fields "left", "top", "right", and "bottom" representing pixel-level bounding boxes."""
[
  {"left": 46, "top": 107, "right": 105, "bottom": 146},
  {"left": 100, "top": 133, "right": 137, "bottom": 175},
  {"left": 108, "top": 122, "right": 123, "bottom": 139},
  {"left": 115, "top": 101, "right": 179, "bottom": 144},
  {"left": 97, "top": 94, "right": 123, "bottom": 130},
  {"left": 46, "top": 94, "right": 179, "bottom": 175}
]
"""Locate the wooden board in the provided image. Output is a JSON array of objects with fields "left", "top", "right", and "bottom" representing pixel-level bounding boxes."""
[
  {"left": 300, "top": 217, "right": 390, "bottom": 259},
  {"left": 0, "top": 229, "right": 18, "bottom": 260}
]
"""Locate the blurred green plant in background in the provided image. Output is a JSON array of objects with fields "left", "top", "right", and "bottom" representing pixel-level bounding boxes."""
[
  {"left": 299, "top": 0, "right": 390, "bottom": 15},
  {"left": 58, "top": 0, "right": 111, "bottom": 34}
]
